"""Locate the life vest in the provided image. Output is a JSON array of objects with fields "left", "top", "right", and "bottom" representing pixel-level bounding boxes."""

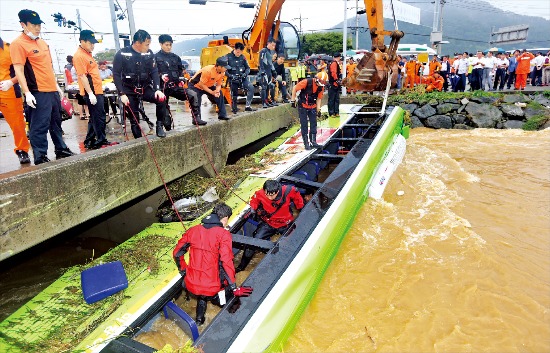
[
  {"left": 328, "top": 60, "right": 341, "bottom": 85},
  {"left": 225, "top": 51, "right": 250, "bottom": 77},
  {"left": 119, "top": 46, "right": 155, "bottom": 88},
  {"left": 155, "top": 50, "right": 182, "bottom": 83},
  {"left": 299, "top": 78, "right": 320, "bottom": 107}
]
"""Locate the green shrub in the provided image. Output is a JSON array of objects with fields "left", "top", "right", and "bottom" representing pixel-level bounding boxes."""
[{"left": 523, "top": 114, "right": 549, "bottom": 131}]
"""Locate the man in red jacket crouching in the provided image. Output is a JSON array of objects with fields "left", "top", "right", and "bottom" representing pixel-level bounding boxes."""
[
  {"left": 236, "top": 179, "right": 304, "bottom": 272},
  {"left": 173, "top": 202, "right": 253, "bottom": 325}
]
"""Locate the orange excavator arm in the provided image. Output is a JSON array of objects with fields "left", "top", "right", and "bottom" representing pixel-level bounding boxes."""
[
  {"left": 245, "top": 0, "right": 285, "bottom": 53},
  {"left": 344, "top": 0, "right": 404, "bottom": 91},
  {"left": 201, "top": 0, "right": 290, "bottom": 71}
]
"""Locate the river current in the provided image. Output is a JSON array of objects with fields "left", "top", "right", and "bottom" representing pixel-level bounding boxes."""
[{"left": 285, "top": 127, "right": 550, "bottom": 352}]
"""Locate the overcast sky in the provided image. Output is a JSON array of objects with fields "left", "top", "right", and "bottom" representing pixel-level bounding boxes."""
[{"left": 1, "top": 0, "right": 548, "bottom": 71}]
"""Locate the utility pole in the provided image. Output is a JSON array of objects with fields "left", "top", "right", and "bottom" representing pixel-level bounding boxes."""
[
  {"left": 432, "top": 0, "right": 440, "bottom": 33},
  {"left": 76, "top": 9, "right": 82, "bottom": 30},
  {"left": 355, "top": 0, "right": 359, "bottom": 50},
  {"left": 342, "top": 0, "right": 348, "bottom": 96},
  {"left": 54, "top": 48, "right": 64, "bottom": 73},
  {"left": 430, "top": 0, "right": 446, "bottom": 55},
  {"left": 109, "top": 0, "right": 121, "bottom": 51},
  {"left": 292, "top": 13, "right": 308, "bottom": 35},
  {"left": 438, "top": 1, "right": 445, "bottom": 32},
  {"left": 126, "top": 0, "right": 136, "bottom": 39}
]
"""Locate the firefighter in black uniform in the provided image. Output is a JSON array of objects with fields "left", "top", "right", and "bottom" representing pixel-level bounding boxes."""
[
  {"left": 155, "top": 34, "right": 187, "bottom": 131},
  {"left": 224, "top": 42, "right": 256, "bottom": 114},
  {"left": 328, "top": 52, "right": 342, "bottom": 117},
  {"left": 258, "top": 38, "right": 277, "bottom": 108},
  {"left": 112, "top": 29, "right": 167, "bottom": 138}
]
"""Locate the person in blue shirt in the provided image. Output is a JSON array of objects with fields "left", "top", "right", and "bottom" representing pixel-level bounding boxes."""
[{"left": 506, "top": 50, "right": 519, "bottom": 90}]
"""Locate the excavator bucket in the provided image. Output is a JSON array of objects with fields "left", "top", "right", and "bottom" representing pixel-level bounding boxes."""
[{"left": 343, "top": 50, "right": 398, "bottom": 92}]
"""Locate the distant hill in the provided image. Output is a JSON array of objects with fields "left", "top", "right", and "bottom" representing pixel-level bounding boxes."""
[
  {"left": 333, "top": 0, "right": 549, "bottom": 55},
  {"left": 172, "top": 28, "right": 246, "bottom": 56}
]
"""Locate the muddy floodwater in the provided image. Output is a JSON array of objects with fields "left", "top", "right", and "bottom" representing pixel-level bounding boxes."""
[{"left": 285, "top": 128, "right": 550, "bottom": 352}]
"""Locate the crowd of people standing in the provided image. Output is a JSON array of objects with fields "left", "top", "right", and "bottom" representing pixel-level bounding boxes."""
[{"left": 396, "top": 49, "right": 550, "bottom": 93}]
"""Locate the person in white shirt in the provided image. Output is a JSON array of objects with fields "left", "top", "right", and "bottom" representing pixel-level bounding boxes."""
[
  {"left": 493, "top": 53, "right": 509, "bottom": 90},
  {"left": 542, "top": 51, "right": 550, "bottom": 86},
  {"left": 470, "top": 51, "right": 485, "bottom": 90},
  {"left": 440, "top": 56, "right": 450, "bottom": 91},
  {"left": 453, "top": 52, "right": 469, "bottom": 92},
  {"left": 98, "top": 61, "right": 117, "bottom": 117},
  {"left": 482, "top": 51, "right": 497, "bottom": 91},
  {"left": 531, "top": 52, "right": 545, "bottom": 86}
]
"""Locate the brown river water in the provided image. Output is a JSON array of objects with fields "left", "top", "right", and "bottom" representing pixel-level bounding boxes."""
[
  {"left": 285, "top": 128, "right": 550, "bottom": 353},
  {"left": 2, "top": 128, "right": 550, "bottom": 352}
]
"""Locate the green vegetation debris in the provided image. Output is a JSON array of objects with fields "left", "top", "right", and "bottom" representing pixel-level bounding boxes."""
[
  {"left": 157, "top": 150, "right": 286, "bottom": 218},
  {"left": 1, "top": 235, "right": 173, "bottom": 353},
  {"left": 523, "top": 114, "right": 549, "bottom": 131}
]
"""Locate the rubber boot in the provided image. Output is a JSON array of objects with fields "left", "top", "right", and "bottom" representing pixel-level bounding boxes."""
[
  {"left": 196, "top": 298, "right": 207, "bottom": 326},
  {"left": 156, "top": 121, "right": 166, "bottom": 138},
  {"left": 131, "top": 124, "right": 142, "bottom": 139},
  {"left": 236, "top": 251, "right": 254, "bottom": 273},
  {"left": 310, "top": 133, "right": 321, "bottom": 148},
  {"left": 164, "top": 106, "right": 172, "bottom": 131},
  {"left": 231, "top": 99, "right": 238, "bottom": 114},
  {"left": 302, "top": 132, "right": 311, "bottom": 150}
]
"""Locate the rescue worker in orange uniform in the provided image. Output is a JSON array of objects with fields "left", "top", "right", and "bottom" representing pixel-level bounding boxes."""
[
  {"left": 291, "top": 71, "right": 326, "bottom": 149},
  {"left": 11, "top": 9, "right": 74, "bottom": 165},
  {"left": 346, "top": 58, "right": 357, "bottom": 94},
  {"left": 173, "top": 203, "right": 253, "bottom": 325},
  {"left": 429, "top": 56, "right": 442, "bottom": 76},
  {"left": 404, "top": 56, "right": 418, "bottom": 88},
  {"left": 515, "top": 49, "right": 535, "bottom": 90},
  {"left": 73, "top": 30, "right": 117, "bottom": 149},
  {"left": 425, "top": 72, "right": 445, "bottom": 92},
  {"left": 187, "top": 56, "right": 230, "bottom": 125},
  {"left": 0, "top": 37, "right": 31, "bottom": 164},
  {"left": 235, "top": 180, "right": 304, "bottom": 272}
]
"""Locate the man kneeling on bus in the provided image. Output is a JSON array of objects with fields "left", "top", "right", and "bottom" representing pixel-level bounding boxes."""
[
  {"left": 236, "top": 180, "right": 304, "bottom": 272},
  {"left": 173, "top": 203, "right": 253, "bottom": 325}
]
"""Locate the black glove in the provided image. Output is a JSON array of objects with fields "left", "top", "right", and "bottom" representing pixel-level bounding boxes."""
[
  {"left": 317, "top": 110, "right": 321, "bottom": 118},
  {"left": 291, "top": 101, "right": 297, "bottom": 108}
]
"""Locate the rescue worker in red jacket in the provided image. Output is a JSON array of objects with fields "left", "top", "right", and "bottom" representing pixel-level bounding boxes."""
[
  {"left": 327, "top": 52, "right": 342, "bottom": 117},
  {"left": 173, "top": 203, "right": 253, "bottom": 325},
  {"left": 236, "top": 179, "right": 304, "bottom": 272}
]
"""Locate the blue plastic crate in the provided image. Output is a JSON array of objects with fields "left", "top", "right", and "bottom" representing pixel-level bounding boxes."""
[{"left": 81, "top": 261, "right": 128, "bottom": 304}]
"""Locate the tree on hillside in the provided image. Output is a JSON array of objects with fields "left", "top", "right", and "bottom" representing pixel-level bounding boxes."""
[
  {"left": 94, "top": 49, "right": 117, "bottom": 63},
  {"left": 301, "top": 32, "right": 353, "bottom": 57}
]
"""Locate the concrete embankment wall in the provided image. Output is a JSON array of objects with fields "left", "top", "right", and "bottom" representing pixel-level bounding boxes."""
[{"left": 0, "top": 105, "right": 294, "bottom": 261}]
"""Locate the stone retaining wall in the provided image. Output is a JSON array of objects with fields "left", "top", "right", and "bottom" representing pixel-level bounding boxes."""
[{"left": 340, "top": 93, "right": 550, "bottom": 130}]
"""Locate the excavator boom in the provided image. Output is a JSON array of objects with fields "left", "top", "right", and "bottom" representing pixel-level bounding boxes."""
[{"left": 344, "top": 0, "right": 404, "bottom": 91}]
